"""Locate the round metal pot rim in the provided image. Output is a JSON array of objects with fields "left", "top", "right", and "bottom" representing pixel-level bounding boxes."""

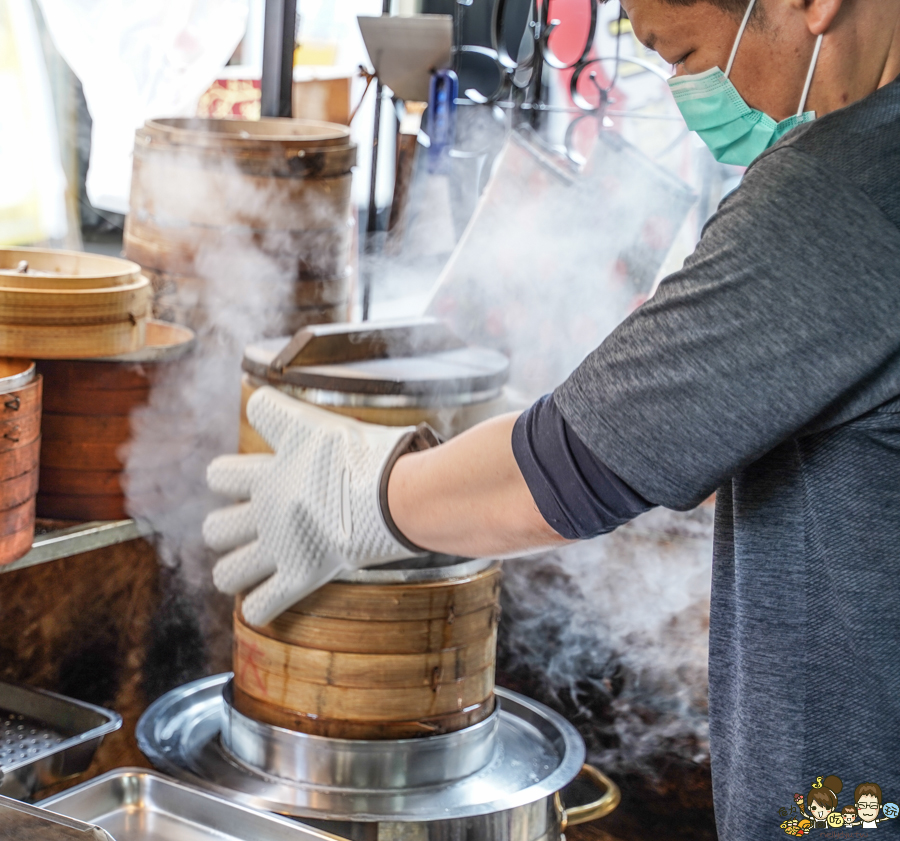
[
  {"left": 220, "top": 680, "right": 501, "bottom": 790},
  {"left": 135, "top": 674, "right": 587, "bottom": 823}
]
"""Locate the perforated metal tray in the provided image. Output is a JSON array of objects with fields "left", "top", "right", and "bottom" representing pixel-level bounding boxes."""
[{"left": 0, "top": 681, "right": 121, "bottom": 800}]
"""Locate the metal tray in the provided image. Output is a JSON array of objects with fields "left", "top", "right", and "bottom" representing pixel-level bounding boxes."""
[
  {"left": 38, "top": 769, "right": 346, "bottom": 841},
  {"left": 0, "top": 681, "right": 121, "bottom": 800},
  {"left": 0, "top": 792, "right": 115, "bottom": 840}
]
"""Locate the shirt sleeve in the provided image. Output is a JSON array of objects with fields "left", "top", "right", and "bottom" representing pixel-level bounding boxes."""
[
  {"left": 554, "top": 145, "right": 900, "bottom": 510},
  {"left": 511, "top": 393, "right": 653, "bottom": 540}
]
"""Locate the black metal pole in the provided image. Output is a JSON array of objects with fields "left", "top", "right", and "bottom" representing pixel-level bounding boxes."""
[
  {"left": 361, "top": 80, "right": 383, "bottom": 322},
  {"left": 361, "top": 0, "right": 392, "bottom": 322},
  {"left": 261, "top": 0, "right": 297, "bottom": 118}
]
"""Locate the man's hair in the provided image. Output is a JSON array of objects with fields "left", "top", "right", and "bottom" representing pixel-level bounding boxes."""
[
  {"left": 856, "top": 783, "right": 883, "bottom": 805},
  {"left": 604, "top": 0, "right": 751, "bottom": 18}
]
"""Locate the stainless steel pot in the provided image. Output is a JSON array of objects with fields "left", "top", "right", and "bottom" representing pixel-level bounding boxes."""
[{"left": 136, "top": 674, "right": 619, "bottom": 841}]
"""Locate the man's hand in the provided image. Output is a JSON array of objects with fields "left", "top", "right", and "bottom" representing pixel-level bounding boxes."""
[{"left": 203, "top": 387, "right": 425, "bottom": 626}]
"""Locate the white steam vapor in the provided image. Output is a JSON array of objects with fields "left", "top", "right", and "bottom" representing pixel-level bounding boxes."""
[
  {"left": 123, "top": 153, "right": 341, "bottom": 671},
  {"left": 499, "top": 505, "right": 713, "bottom": 773},
  {"left": 121, "top": 105, "right": 718, "bottom": 773}
]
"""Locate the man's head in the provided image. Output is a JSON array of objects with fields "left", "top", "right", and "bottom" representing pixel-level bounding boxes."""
[
  {"left": 856, "top": 783, "right": 883, "bottom": 823},
  {"left": 615, "top": 0, "right": 900, "bottom": 124}
]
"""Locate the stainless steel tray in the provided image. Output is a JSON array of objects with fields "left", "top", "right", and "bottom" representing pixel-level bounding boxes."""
[
  {"left": 0, "top": 793, "right": 115, "bottom": 840},
  {"left": 38, "top": 769, "right": 346, "bottom": 841},
  {"left": 0, "top": 681, "right": 122, "bottom": 800}
]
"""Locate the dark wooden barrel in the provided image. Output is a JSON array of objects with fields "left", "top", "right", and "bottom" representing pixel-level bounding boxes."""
[
  {"left": 124, "top": 118, "right": 356, "bottom": 333},
  {"left": 0, "top": 360, "right": 41, "bottom": 564},
  {"left": 36, "top": 321, "right": 194, "bottom": 521}
]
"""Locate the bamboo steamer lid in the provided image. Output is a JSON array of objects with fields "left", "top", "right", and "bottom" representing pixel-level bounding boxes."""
[
  {"left": 0, "top": 248, "right": 150, "bottom": 359},
  {"left": 138, "top": 117, "right": 352, "bottom": 155},
  {"left": 239, "top": 318, "right": 509, "bottom": 447},
  {"left": 0, "top": 247, "right": 142, "bottom": 288}
]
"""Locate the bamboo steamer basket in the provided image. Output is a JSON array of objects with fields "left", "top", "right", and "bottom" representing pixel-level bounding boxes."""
[
  {"left": 0, "top": 248, "right": 150, "bottom": 358},
  {"left": 124, "top": 117, "right": 356, "bottom": 332},
  {"left": 239, "top": 318, "right": 510, "bottom": 452},
  {"left": 36, "top": 320, "right": 194, "bottom": 521},
  {"left": 233, "top": 557, "right": 502, "bottom": 739},
  {"left": 0, "top": 360, "right": 41, "bottom": 564}
]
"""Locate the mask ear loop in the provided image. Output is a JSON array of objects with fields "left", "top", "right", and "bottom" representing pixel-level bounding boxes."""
[
  {"left": 797, "top": 33, "right": 824, "bottom": 116},
  {"left": 725, "top": 0, "right": 758, "bottom": 79}
]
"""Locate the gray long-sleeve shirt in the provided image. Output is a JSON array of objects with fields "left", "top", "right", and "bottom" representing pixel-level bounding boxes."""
[{"left": 519, "top": 78, "right": 900, "bottom": 839}]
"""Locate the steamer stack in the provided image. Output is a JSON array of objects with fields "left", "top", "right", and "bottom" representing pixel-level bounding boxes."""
[
  {"left": 0, "top": 360, "right": 41, "bottom": 564},
  {"left": 0, "top": 246, "right": 193, "bottom": 560},
  {"left": 36, "top": 321, "right": 194, "bottom": 521},
  {"left": 123, "top": 117, "right": 357, "bottom": 333},
  {"left": 231, "top": 320, "right": 510, "bottom": 738}
]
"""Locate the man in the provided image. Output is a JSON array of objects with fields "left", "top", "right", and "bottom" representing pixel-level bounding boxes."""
[
  {"left": 856, "top": 783, "right": 892, "bottom": 829},
  {"left": 203, "top": 1, "right": 900, "bottom": 839}
]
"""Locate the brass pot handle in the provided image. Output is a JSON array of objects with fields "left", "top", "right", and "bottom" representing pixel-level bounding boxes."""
[{"left": 555, "top": 763, "right": 621, "bottom": 831}]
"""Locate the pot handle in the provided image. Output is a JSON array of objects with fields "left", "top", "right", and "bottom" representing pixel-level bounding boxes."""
[{"left": 555, "top": 764, "right": 621, "bottom": 831}]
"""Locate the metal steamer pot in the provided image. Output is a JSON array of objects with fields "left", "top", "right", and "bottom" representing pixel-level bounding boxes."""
[
  {"left": 137, "top": 560, "right": 619, "bottom": 839},
  {"left": 240, "top": 318, "right": 510, "bottom": 442}
]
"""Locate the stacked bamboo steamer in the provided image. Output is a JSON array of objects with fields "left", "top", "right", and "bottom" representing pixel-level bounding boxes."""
[
  {"left": 0, "top": 360, "right": 41, "bottom": 564},
  {"left": 0, "top": 246, "right": 193, "bottom": 525},
  {"left": 123, "top": 117, "right": 356, "bottom": 332},
  {"left": 232, "top": 319, "right": 509, "bottom": 739},
  {"left": 233, "top": 558, "right": 503, "bottom": 739},
  {"left": 0, "top": 248, "right": 150, "bottom": 358},
  {"left": 37, "top": 320, "right": 194, "bottom": 521}
]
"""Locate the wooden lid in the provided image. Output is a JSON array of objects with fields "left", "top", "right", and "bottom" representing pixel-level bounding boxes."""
[
  {"left": 243, "top": 319, "right": 509, "bottom": 399},
  {"left": 0, "top": 247, "right": 142, "bottom": 289},
  {"left": 141, "top": 117, "right": 351, "bottom": 149}
]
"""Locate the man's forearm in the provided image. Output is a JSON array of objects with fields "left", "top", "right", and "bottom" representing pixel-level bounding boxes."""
[{"left": 386, "top": 413, "right": 569, "bottom": 557}]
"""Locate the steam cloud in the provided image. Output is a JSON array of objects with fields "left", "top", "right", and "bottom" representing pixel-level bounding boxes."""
[
  {"left": 122, "top": 153, "right": 326, "bottom": 674},
  {"left": 122, "top": 105, "right": 717, "bottom": 775}
]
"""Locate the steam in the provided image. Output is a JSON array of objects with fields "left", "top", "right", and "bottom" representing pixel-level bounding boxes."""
[
  {"left": 121, "top": 100, "right": 720, "bottom": 774},
  {"left": 410, "top": 115, "right": 716, "bottom": 773},
  {"left": 122, "top": 152, "right": 341, "bottom": 676},
  {"left": 499, "top": 506, "right": 713, "bottom": 774}
]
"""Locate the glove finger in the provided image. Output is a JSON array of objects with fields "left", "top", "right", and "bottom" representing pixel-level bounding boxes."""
[
  {"left": 207, "top": 453, "right": 272, "bottom": 499},
  {"left": 246, "top": 387, "right": 305, "bottom": 452},
  {"left": 203, "top": 502, "right": 257, "bottom": 553},
  {"left": 212, "top": 541, "right": 276, "bottom": 595},
  {"left": 241, "top": 560, "right": 346, "bottom": 627}
]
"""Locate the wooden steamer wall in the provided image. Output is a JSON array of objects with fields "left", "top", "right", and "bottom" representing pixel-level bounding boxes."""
[
  {"left": 0, "top": 362, "right": 41, "bottom": 564},
  {"left": 124, "top": 118, "right": 356, "bottom": 332},
  {"left": 233, "top": 563, "right": 502, "bottom": 739},
  {"left": 36, "top": 321, "right": 194, "bottom": 521}
]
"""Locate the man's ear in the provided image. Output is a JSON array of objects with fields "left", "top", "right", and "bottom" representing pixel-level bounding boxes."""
[{"left": 802, "top": 0, "right": 845, "bottom": 35}]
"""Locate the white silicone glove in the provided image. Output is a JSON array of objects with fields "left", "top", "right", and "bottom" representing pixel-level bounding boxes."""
[{"left": 203, "top": 386, "right": 434, "bottom": 626}]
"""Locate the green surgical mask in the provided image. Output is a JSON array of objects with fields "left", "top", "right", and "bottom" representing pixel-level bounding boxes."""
[{"left": 667, "top": 0, "right": 824, "bottom": 167}]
